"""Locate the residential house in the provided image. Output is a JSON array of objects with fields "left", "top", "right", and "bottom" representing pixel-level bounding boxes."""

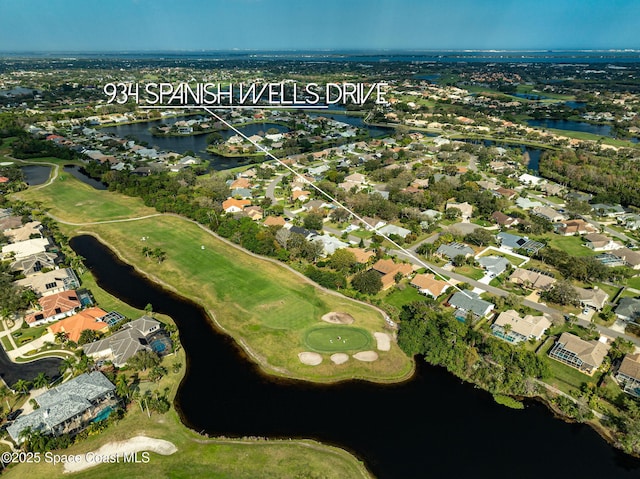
[
  {"left": 231, "top": 187, "right": 253, "bottom": 199},
  {"left": 3, "top": 221, "right": 43, "bottom": 243},
  {"left": 371, "top": 259, "right": 413, "bottom": 290},
  {"left": 25, "top": 290, "right": 82, "bottom": 327},
  {"left": 495, "top": 187, "right": 517, "bottom": 200},
  {"left": 496, "top": 232, "right": 544, "bottom": 254},
  {"left": 229, "top": 177, "right": 252, "bottom": 190},
  {"left": 591, "top": 203, "right": 626, "bottom": 218},
  {"left": 47, "top": 307, "right": 109, "bottom": 343},
  {"left": 614, "top": 353, "right": 640, "bottom": 397},
  {"left": 477, "top": 256, "right": 510, "bottom": 277},
  {"left": 222, "top": 198, "right": 251, "bottom": 213},
  {"left": 7, "top": 372, "right": 117, "bottom": 444},
  {"left": 304, "top": 200, "right": 333, "bottom": 212},
  {"left": 10, "top": 251, "right": 59, "bottom": 276},
  {"left": 16, "top": 268, "right": 80, "bottom": 297},
  {"left": 548, "top": 332, "right": 610, "bottom": 375},
  {"left": 532, "top": 206, "right": 566, "bottom": 223},
  {"left": 614, "top": 297, "right": 640, "bottom": 323},
  {"left": 292, "top": 190, "right": 311, "bottom": 202},
  {"left": 243, "top": 206, "right": 263, "bottom": 221},
  {"left": 557, "top": 219, "right": 597, "bottom": 236},
  {"left": 447, "top": 290, "right": 494, "bottom": 319},
  {"left": 345, "top": 247, "right": 375, "bottom": 264},
  {"left": 436, "top": 242, "right": 474, "bottom": 261},
  {"left": 583, "top": 233, "right": 623, "bottom": 251},
  {"left": 623, "top": 214, "right": 640, "bottom": 231},
  {"left": 491, "top": 310, "right": 552, "bottom": 344},
  {"left": 491, "top": 211, "right": 519, "bottom": 228},
  {"left": 2, "top": 237, "right": 52, "bottom": 260},
  {"left": 540, "top": 183, "right": 564, "bottom": 197},
  {"left": 378, "top": 224, "right": 412, "bottom": 239},
  {"left": 508, "top": 268, "right": 556, "bottom": 290},
  {"left": 263, "top": 216, "right": 287, "bottom": 228},
  {"left": 312, "top": 234, "right": 349, "bottom": 256},
  {"left": 83, "top": 316, "right": 161, "bottom": 367},
  {"left": 410, "top": 274, "right": 450, "bottom": 298},
  {"left": 609, "top": 248, "right": 640, "bottom": 270},
  {"left": 445, "top": 201, "right": 473, "bottom": 219},
  {"left": 518, "top": 173, "right": 543, "bottom": 186},
  {"left": 574, "top": 286, "right": 609, "bottom": 311},
  {"left": 515, "top": 197, "right": 543, "bottom": 210}
]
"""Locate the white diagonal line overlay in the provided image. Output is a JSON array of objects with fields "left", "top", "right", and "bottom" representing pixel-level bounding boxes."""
[{"left": 203, "top": 106, "right": 471, "bottom": 298}]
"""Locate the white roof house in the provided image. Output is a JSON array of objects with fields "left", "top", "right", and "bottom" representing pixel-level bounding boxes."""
[{"left": 2, "top": 237, "right": 51, "bottom": 260}]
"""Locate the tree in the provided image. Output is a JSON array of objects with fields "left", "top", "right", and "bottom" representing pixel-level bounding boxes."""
[
  {"left": 128, "top": 350, "right": 161, "bottom": 371},
  {"left": 32, "top": 372, "right": 48, "bottom": 390},
  {"left": 351, "top": 270, "right": 383, "bottom": 295},
  {"left": 452, "top": 254, "right": 467, "bottom": 267},
  {"left": 78, "top": 329, "right": 98, "bottom": 345},
  {"left": 327, "top": 249, "right": 357, "bottom": 273},
  {"left": 12, "top": 379, "right": 31, "bottom": 395},
  {"left": 303, "top": 212, "right": 324, "bottom": 231},
  {"left": 145, "top": 303, "right": 154, "bottom": 316},
  {"left": 115, "top": 374, "right": 130, "bottom": 400},
  {"left": 541, "top": 280, "right": 580, "bottom": 306}
]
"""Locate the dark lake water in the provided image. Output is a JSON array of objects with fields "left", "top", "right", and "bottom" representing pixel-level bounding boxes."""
[
  {"left": 63, "top": 165, "right": 107, "bottom": 190},
  {"left": 564, "top": 101, "right": 587, "bottom": 110},
  {"left": 527, "top": 119, "right": 613, "bottom": 137},
  {"left": 100, "top": 118, "right": 289, "bottom": 170},
  {"left": 20, "top": 165, "right": 51, "bottom": 185},
  {"left": 308, "top": 113, "right": 392, "bottom": 137},
  {"left": 513, "top": 93, "right": 550, "bottom": 100},
  {"left": 70, "top": 234, "right": 640, "bottom": 479},
  {"left": 459, "top": 138, "right": 544, "bottom": 172}
]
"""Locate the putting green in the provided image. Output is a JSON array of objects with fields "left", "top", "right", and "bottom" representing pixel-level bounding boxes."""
[{"left": 304, "top": 325, "right": 372, "bottom": 353}]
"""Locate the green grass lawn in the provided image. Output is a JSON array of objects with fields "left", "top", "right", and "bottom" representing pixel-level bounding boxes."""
[
  {"left": 20, "top": 177, "right": 411, "bottom": 383},
  {"left": 1, "top": 335, "right": 14, "bottom": 351},
  {"left": 383, "top": 285, "right": 424, "bottom": 309},
  {"left": 540, "top": 234, "right": 595, "bottom": 257},
  {"left": 625, "top": 276, "right": 640, "bottom": 290},
  {"left": 538, "top": 340, "right": 594, "bottom": 394},
  {"left": 477, "top": 250, "right": 527, "bottom": 267},
  {"left": 17, "top": 175, "right": 156, "bottom": 223},
  {"left": 303, "top": 325, "right": 373, "bottom": 352},
  {"left": 454, "top": 264, "right": 485, "bottom": 280}
]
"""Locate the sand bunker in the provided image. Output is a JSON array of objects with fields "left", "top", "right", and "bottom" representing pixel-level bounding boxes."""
[
  {"left": 321, "top": 312, "right": 355, "bottom": 324},
  {"left": 298, "top": 351, "right": 323, "bottom": 365},
  {"left": 353, "top": 351, "right": 378, "bottom": 362},
  {"left": 374, "top": 332, "right": 391, "bottom": 351},
  {"left": 330, "top": 353, "right": 349, "bottom": 365},
  {"left": 64, "top": 436, "right": 177, "bottom": 473}
]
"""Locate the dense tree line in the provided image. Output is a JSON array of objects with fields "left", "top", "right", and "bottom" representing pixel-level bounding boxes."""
[
  {"left": 397, "top": 302, "right": 549, "bottom": 396},
  {"left": 539, "top": 148, "right": 640, "bottom": 207}
]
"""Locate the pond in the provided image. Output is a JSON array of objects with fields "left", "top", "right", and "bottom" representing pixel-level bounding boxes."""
[
  {"left": 20, "top": 165, "right": 51, "bottom": 185},
  {"left": 63, "top": 165, "right": 107, "bottom": 190},
  {"left": 70, "top": 234, "right": 640, "bottom": 479},
  {"left": 527, "top": 119, "right": 614, "bottom": 137}
]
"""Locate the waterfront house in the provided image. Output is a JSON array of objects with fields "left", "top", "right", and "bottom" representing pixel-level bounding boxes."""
[
  {"left": 548, "top": 332, "right": 610, "bottom": 375},
  {"left": 10, "top": 251, "right": 59, "bottom": 276},
  {"left": 491, "top": 310, "right": 551, "bottom": 344},
  {"left": 2, "top": 237, "right": 52, "bottom": 260},
  {"left": 25, "top": 290, "right": 81, "bottom": 327},
  {"left": 47, "top": 307, "right": 109, "bottom": 343},
  {"left": 16, "top": 268, "right": 80, "bottom": 297},
  {"left": 446, "top": 291, "right": 494, "bottom": 319},
  {"left": 83, "top": 316, "right": 161, "bottom": 367},
  {"left": 614, "top": 353, "right": 640, "bottom": 397},
  {"left": 7, "top": 372, "right": 117, "bottom": 444}
]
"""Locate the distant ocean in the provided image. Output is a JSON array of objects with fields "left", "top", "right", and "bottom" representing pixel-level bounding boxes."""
[{"left": 2, "top": 50, "right": 640, "bottom": 63}]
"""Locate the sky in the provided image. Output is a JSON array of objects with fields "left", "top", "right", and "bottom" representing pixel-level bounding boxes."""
[{"left": 0, "top": 0, "right": 638, "bottom": 52}]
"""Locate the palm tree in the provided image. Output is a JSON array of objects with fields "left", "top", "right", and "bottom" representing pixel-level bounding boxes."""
[
  {"left": 12, "top": 379, "right": 31, "bottom": 395},
  {"left": 54, "top": 331, "right": 69, "bottom": 345},
  {"left": 59, "top": 356, "right": 76, "bottom": 375},
  {"left": 115, "top": 374, "right": 130, "bottom": 400},
  {"left": 32, "top": 372, "right": 49, "bottom": 390},
  {"left": 0, "top": 386, "right": 11, "bottom": 411}
]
